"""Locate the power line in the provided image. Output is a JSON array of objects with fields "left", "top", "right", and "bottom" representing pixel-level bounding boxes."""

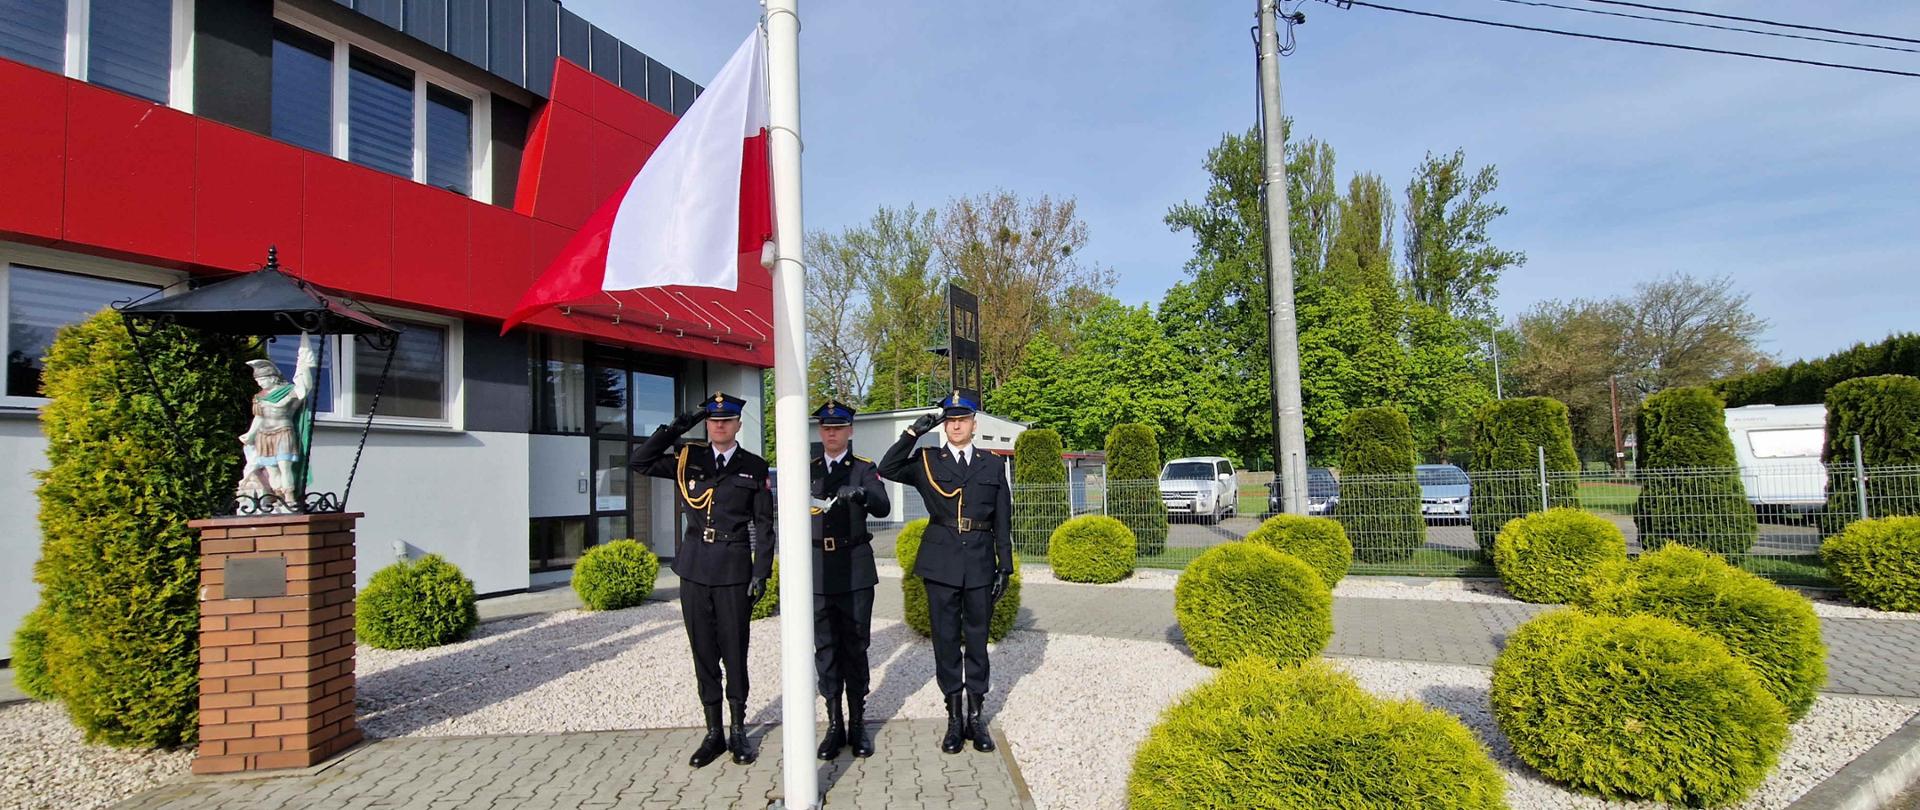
[
  {"left": 1581, "top": 0, "right": 1920, "bottom": 47},
  {"left": 1484, "top": 0, "right": 1920, "bottom": 55},
  {"left": 1333, "top": 1, "right": 1920, "bottom": 79}
]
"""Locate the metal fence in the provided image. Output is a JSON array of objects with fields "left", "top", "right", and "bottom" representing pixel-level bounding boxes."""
[{"left": 870, "top": 460, "right": 1920, "bottom": 586}]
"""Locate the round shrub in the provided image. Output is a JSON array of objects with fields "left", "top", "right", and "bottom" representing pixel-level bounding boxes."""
[
  {"left": 1579, "top": 545, "right": 1826, "bottom": 719},
  {"left": 1633, "top": 386, "right": 1758, "bottom": 555},
  {"left": 1336, "top": 407, "right": 1425, "bottom": 563},
  {"left": 1107, "top": 423, "right": 1170, "bottom": 556},
  {"left": 1048, "top": 515, "right": 1137, "bottom": 583},
  {"left": 1012, "top": 428, "right": 1070, "bottom": 558},
  {"left": 1129, "top": 657, "right": 1507, "bottom": 810},
  {"left": 1490, "top": 508, "right": 1627, "bottom": 604},
  {"left": 357, "top": 554, "right": 480, "bottom": 650},
  {"left": 1822, "top": 516, "right": 1920, "bottom": 612},
  {"left": 751, "top": 559, "right": 780, "bottom": 620},
  {"left": 1244, "top": 514, "right": 1353, "bottom": 589},
  {"left": 572, "top": 540, "right": 660, "bottom": 611},
  {"left": 897, "top": 519, "right": 1022, "bottom": 641},
  {"left": 1491, "top": 609, "right": 1788, "bottom": 807},
  {"left": 1469, "top": 397, "right": 1580, "bottom": 553},
  {"left": 1175, "top": 543, "right": 1331, "bottom": 667},
  {"left": 9, "top": 608, "right": 55, "bottom": 702}
]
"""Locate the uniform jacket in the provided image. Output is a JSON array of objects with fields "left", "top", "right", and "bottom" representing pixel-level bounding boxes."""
[
  {"left": 811, "top": 452, "right": 891, "bottom": 594},
  {"left": 877, "top": 432, "right": 1013, "bottom": 589},
  {"left": 630, "top": 425, "right": 775, "bottom": 588}
]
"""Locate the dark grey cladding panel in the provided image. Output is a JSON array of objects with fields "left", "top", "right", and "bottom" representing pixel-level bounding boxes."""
[
  {"left": 618, "top": 43, "right": 647, "bottom": 100},
  {"left": 403, "top": 0, "right": 447, "bottom": 50},
  {"left": 558, "top": 7, "right": 589, "bottom": 68},
  {"left": 463, "top": 321, "right": 532, "bottom": 434},
  {"left": 589, "top": 25, "right": 618, "bottom": 83},
  {"left": 524, "top": 0, "right": 558, "bottom": 94},
  {"left": 354, "top": 0, "right": 403, "bottom": 29},
  {"left": 487, "top": 0, "right": 525, "bottom": 85},
  {"left": 446, "top": 0, "right": 486, "bottom": 65},
  {"left": 645, "top": 57, "right": 671, "bottom": 109},
  {"left": 670, "top": 73, "right": 695, "bottom": 116}
]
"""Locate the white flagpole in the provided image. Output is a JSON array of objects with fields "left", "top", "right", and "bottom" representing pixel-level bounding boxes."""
[{"left": 763, "top": 1, "right": 818, "bottom": 807}]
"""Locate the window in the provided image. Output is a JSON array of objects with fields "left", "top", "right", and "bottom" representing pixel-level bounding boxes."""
[
  {"left": 264, "top": 334, "right": 335, "bottom": 412},
  {"left": 4, "top": 264, "right": 161, "bottom": 400},
  {"left": 355, "top": 321, "right": 447, "bottom": 421},
  {"left": 0, "top": 0, "right": 189, "bottom": 109},
  {"left": 88, "top": 0, "right": 172, "bottom": 103},
  {"left": 271, "top": 24, "right": 332, "bottom": 153},
  {"left": 347, "top": 50, "right": 414, "bottom": 178},
  {"left": 532, "top": 335, "right": 586, "bottom": 433},
  {"left": 1749, "top": 427, "right": 1824, "bottom": 460},
  {"left": 0, "top": 0, "right": 67, "bottom": 72},
  {"left": 529, "top": 517, "right": 588, "bottom": 572},
  {"left": 424, "top": 86, "right": 472, "bottom": 195}
]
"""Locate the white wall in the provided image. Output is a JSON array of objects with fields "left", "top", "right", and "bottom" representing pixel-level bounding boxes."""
[
  {"left": 528, "top": 434, "right": 590, "bottom": 518},
  {"left": 0, "top": 418, "right": 48, "bottom": 650}
]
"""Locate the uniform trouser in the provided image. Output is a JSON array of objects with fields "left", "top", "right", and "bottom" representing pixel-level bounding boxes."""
[
  {"left": 923, "top": 580, "right": 991, "bottom": 698},
  {"left": 680, "top": 579, "right": 751, "bottom": 709},
  {"left": 814, "top": 588, "right": 875, "bottom": 701}
]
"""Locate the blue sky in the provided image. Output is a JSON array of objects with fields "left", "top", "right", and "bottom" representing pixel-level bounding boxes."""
[{"left": 565, "top": 1, "right": 1920, "bottom": 363}]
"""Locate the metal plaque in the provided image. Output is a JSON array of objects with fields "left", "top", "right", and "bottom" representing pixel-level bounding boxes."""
[
  {"left": 947, "top": 283, "right": 981, "bottom": 406},
  {"left": 225, "top": 555, "right": 288, "bottom": 599}
]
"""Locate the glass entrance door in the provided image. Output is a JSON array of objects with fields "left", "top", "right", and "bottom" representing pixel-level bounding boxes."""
[{"left": 588, "top": 346, "right": 679, "bottom": 560}]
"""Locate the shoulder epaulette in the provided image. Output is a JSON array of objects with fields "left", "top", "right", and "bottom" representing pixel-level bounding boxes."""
[
  {"left": 684, "top": 440, "right": 710, "bottom": 448},
  {"left": 854, "top": 455, "right": 873, "bottom": 463}
]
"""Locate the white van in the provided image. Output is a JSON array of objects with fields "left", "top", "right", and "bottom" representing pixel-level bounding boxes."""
[
  {"left": 1159, "top": 457, "right": 1239, "bottom": 524},
  {"left": 1723, "top": 404, "right": 1827, "bottom": 513}
]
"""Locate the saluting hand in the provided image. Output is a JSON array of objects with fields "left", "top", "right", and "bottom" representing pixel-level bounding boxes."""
[
  {"left": 669, "top": 408, "right": 709, "bottom": 433},
  {"left": 908, "top": 413, "right": 943, "bottom": 437}
]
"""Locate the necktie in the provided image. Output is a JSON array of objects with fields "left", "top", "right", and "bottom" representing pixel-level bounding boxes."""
[
  {"left": 955, "top": 450, "right": 968, "bottom": 467},
  {"left": 826, "top": 459, "right": 836, "bottom": 476}
]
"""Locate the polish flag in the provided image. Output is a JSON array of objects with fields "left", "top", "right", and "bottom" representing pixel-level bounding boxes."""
[{"left": 502, "top": 31, "right": 773, "bottom": 333}]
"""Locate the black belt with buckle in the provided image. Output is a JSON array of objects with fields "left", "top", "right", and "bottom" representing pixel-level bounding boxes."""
[
  {"left": 931, "top": 516, "right": 978, "bottom": 533},
  {"left": 698, "top": 526, "right": 747, "bottom": 544},
  {"left": 814, "top": 535, "right": 870, "bottom": 552}
]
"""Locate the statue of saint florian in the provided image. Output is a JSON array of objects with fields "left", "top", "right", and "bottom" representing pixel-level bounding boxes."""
[{"left": 239, "top": 332, "right": 317, "bottom": 511}]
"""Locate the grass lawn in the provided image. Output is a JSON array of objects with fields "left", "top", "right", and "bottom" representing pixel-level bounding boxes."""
[
  {"left": 1578, "top": 480, "right": 1641, "bottom": 513},
  {"left": 1738, "top": 554, "right": 1832, "bottom": 587},
  {"left": 1349, "top": 548, "right": 1496, "bottom": 578}
]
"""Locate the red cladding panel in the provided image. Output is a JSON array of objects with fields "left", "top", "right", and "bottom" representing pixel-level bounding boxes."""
[
  {"left": 468, "top": 203, "right": 533, "bottom": 318},
  {"left": 588, "top": 69, "right": 674, "bottom": 141},
  {"left": 548, "top": 60, "right": 598, "bottom": 113},
  {"left": 64, "top": 83, "right": 196, "bottom": 264},
  {"left": 0, "top": 60, "right": 65, "bottom": 244},
  {"left": 391, "top": 184, "right": 471, "bottom": 309},
  {"left": 531, "top": 219, "right": 575, "bottom": 283},
  {"left": 301, "top": 156, "right": 393, "bottom": 297},
  {"left": 521, "top": 103, "right": 596, "bottom": 229},
  {"left": 194, "top": 123, "right": 305, "bottom": 272},
  {"left": 590, "top": 125, "right": 647, "bottom": 205}
]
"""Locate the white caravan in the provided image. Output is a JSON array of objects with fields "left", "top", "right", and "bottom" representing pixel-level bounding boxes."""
[{"left": 1723, "top": 404, "right": 1827, "bottom": 513}]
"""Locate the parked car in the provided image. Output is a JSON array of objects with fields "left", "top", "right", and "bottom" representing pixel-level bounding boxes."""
[
  {"left": 1416, "top": 463, "right": 1471, "bottom": 523},
  {"left": 1160, "top": 457, "right": 1239, "bottom": 524},
  {"left": 1266, "top": 467, "right": 1341, "bottom": 517}
]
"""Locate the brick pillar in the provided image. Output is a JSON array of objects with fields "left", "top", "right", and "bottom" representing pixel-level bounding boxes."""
[{"left": 189, "top": 512, "right": 363, "bottom": 775}]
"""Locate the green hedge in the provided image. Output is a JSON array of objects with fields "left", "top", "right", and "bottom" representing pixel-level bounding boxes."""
[
  {"left": 1129, "top": 658, "right": 1508, "bottom": 809},
  {"left": 1243, "top": 514, "right": 1352, "bottom": 589},
  {"left": 1492, "top": 609, "right": 1787, "bottom": 807},
  {"left": 1175, "top": 543, "right": 1331, "bottom": 667},
  {"left": 28, "top": 310, "right": 254, "bottom": 747},
  {"left": 357, "top": 555, "right": 480, "bottom": 650},
  {"left": 1336, "top": 407, "right": 1424, "bottom": 562},
  {"left": 1823, "top": 375, "right": 1920, "bottom": 524},
  {"left": 897, "top": 519, "right": 1021, "bottom": 641},
  {"left": 1491, "top": 508, "right": 1626, "bottom": 604},
  {"left": 1047, "top": 515, "right": 1136, "bottom": 583},
  {"left": 1579, "top": 545, "right": 1826, "bottom": 719},
  {"left": 1469, "top": 397, "right": 1580, "bottom": 553},
  {"left": 1107, "top": 423, "right": 1169, "bottom": 557},
  {"left": 752, "top": 559, "right": 781, "bottom": 620},
  {"left": 1716, "top": 332, "right": 1920, "bottom": 407},
  {"left": 1633, "top": 387, "right": 1758, "bottom": 556},
  {"left": 572, "top": 540, "right": 660, "bottom": 611},
  {"left": 9, "top": 608, "right": 55, "bottom": 701},
  {"left": 1822, "top": 516, "right": 1920, "bottom": 612},
  {"left": 1012, "top": 429, "right": 1070, "bottom": 558}
]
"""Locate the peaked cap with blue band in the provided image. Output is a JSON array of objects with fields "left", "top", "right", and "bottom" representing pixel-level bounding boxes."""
[
  {"left": 813, "top": 399, "right": 856, "bottom": 426},
  {"left": 937, "top": 391, "right": 979, "bottom": 418},
  {"left": 701, "top": 392, "right": 748, "bottom": 421}
]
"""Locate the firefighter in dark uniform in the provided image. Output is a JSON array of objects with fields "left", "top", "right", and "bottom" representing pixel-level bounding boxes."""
[
  {"left": 629, "top": 392, "right": 774, "bottom": 768},
  {"left": 877, "top": 392, "right": 1012, "bottom": 755},
  {"left": 808, "top": 399, "right": 891, "bottom": 760}
]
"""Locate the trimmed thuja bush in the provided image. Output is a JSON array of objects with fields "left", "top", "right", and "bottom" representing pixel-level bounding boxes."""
[
  {"left": 1491, "top": 508, "right": 1627, "bottom": 604},
  {"left": 27, "top": 310, "right": 253, "bottom": 747},
  {"left": 357, "top": 554, "right": 480, "bottom": 650},
  {"left": 751, "top": 559, "right": 780, "bottom": 620},
  {"left": 1492, "top": 609, "right": 1788, "bottom": 807},
  {"left": 573, "top": 539, "right": 661, "bottom": 610},
  {"left": 898, "top": 519, "right": 1022, "bottom": 641},
  {"left": 1579, "top": 544, "right": 1826, "bottom": 719},
  {"left": 1175, "top": 543, "right": 1331, "bottom": 667},
  {"left": 1336, "top": 407, "right": 1424, "bottom": 562},
  {"left": 1823, "top": 375, "right": 1920, "bottom": 526},
  {"left": 1633, "top": 386, "right": 1758, "bottom": 556},
  {"left": 1469, "top": 397, "right": 1580, "bottom": 553},
  {"left": 1822, "top": 516, "right": 1920, "bottom": 612},
  {"left": 1129, "top": 657, "right": 1508, "bottom": 810},
  {"left": 1106, "top": 423, "right": 1169, "bottom": 557},
  {"left": 1243, "top": 514, "right": 1352, "bottom": 589},
  {"left": 1047, "top": 515, "right": 1136, "bottom": 583},
  {"left": 9, "top": 608, "right": 56, "bottom": 702},
  {"left": 1012, "top": 428, "right": 1070, "bottom": 558}
]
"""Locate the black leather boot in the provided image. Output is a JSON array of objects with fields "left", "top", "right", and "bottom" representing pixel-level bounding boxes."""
[
  {"left": 967, "top": 692, "right": 995, "bottom": 753},
  {"left": 941, "top": 692, "right": 966, "bottom": 754},
  {"left": 689, "top": 703, "right": 727, "bottom": 768},
  {"left": 847, "top": 692, "right": 874, "bottom": 758},
  {"left": 816, "top": 697, "right": 846, "bottom": 760},
  {"left": 728, "top": 701, "right": 755, "bottom": 764}
]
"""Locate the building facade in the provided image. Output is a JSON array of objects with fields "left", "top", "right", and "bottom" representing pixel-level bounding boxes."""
[{"left": 0, "top": 0, "right": 773, "bottom": 645}]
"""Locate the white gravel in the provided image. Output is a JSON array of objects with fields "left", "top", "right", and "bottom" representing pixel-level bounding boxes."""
[{"left": 0, "top": 700, "right": 192, "bottom": 810}]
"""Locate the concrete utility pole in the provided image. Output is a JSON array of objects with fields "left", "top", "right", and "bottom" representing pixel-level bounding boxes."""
[
  {"left": 1258, "top": 0, "right": 1310, "bottom": 514},
  {"left": 1609, "top": 375, "right": 1626, "bottom": 473}
]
